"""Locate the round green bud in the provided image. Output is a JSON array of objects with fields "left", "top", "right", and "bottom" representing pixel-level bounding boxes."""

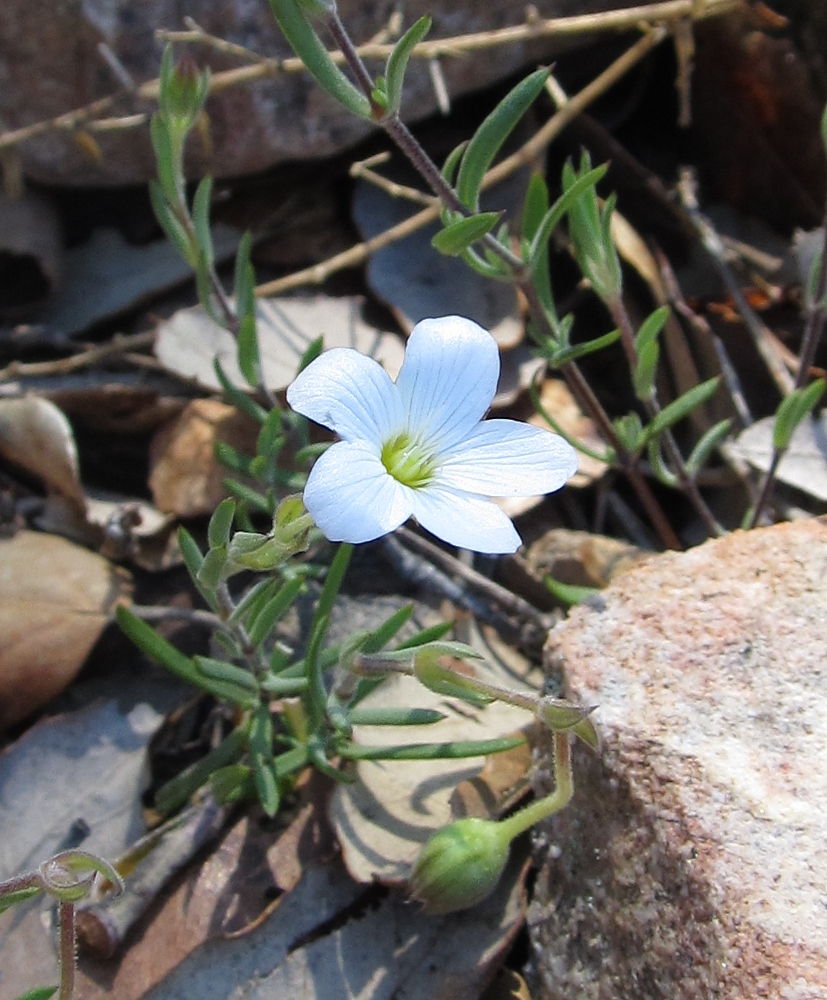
[{"left": 409, "top": 817, "right": 510, "bottom": 915}]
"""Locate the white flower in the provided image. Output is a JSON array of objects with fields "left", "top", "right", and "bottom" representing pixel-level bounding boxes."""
[{"left": 286, "top": 315, "right": 578, "bottom": 553}]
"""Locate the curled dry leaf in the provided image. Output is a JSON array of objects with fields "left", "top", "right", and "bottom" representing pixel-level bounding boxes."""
[
  {"left": 154, "top": 295, "right": 405, "bottom": 393},
  {"left": 0, "top": 531, "right": 132, "bottom": 730},
  {"left": 528, "top": 378, "right": 608, "bottom": 488},
  {"left": 329, "top": 661, "right": 538, "bottom": 885},
  {"left": 0, "top": 395, "right": 86, "bottom": 507}
]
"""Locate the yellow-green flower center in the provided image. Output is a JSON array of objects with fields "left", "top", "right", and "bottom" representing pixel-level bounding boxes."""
[{"left": 381, "top": 432, "right": 437, "bottom": 489}]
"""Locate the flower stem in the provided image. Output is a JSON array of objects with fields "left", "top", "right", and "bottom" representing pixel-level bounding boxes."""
[
  {"left": 496, "top": 730, "right": 573, "bottom": 843},
  {"left": 58, "top": 901, "right": 77, "bottom": 1000},
  {"left": 607, "top": 294, "right": 723, "bottom": 538}
]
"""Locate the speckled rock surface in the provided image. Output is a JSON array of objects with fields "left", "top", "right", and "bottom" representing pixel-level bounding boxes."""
[
  {"left": 1, "top": 0, "right": 650, "bottom": 186},
  {"left": 531, "top": 517, "right": 827, "bottom": 1000}
]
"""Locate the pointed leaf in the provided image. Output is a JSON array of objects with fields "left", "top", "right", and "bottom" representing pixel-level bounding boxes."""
[
  {"left": 457, "top": 68, "right": 548, "bottom": 210},
  {"left": 431, "top": 212, "right": 501, "bottom": 256},
  {"left": 385, "top": 16, "right": 431, "bottom": 112}
]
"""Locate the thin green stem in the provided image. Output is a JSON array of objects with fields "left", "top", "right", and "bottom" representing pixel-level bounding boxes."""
[
  {"left": 608, "top": 294, "right": 723, "bottom": 538},
  {"left": 497, "top": 730, "right": 573, "bottom": 842}
]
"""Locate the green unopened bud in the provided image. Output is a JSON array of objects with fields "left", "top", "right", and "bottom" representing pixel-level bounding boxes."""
[
  {"left": 159, "top": 47, "right": 210, "bottom": 133},
  {"left": 409, "top": 817, "right": 510, "bottom": 914},
  {"left": 273, "top": 494, "right": 313, "bottom": 551},
  {"left": 412, "top": 644, "right": 491, "bottom": 706},
  {"left": 537, "top": 697, "right": 595, "bottom": 733}
]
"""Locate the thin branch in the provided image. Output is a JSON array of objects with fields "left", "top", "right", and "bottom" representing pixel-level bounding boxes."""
[{"left": 0, "top": 0, "right": 738, "bottom": 153}]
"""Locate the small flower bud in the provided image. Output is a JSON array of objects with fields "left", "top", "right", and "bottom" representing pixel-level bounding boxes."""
[
  {"left": 159, "top": 47, "right": 210, "bottom": 134},
  {"left": 409, "top": 817, "right": 510, "bottom": 915},
  {"left": 413, "top": 645, "right": 492, "bottom": 706}
]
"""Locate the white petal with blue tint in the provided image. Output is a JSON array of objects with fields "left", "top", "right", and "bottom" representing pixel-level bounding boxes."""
[
  {"left": 438, "top": 420, "right": 579, "bottom": 496},
  {"left": 395, "top": 317, "right": 499, "bottom": 453},
  {"left": 302, "top": 441, "right": 413, "bottom": 543},
  {"left": 286, "top": 348, "right": 403, "bottom": 444},
  {"left": 288, "top": 316, "right": 578, "bottom": 553},
  {"left": 408, "top": 485, "right": 522, "bottom": 553}
]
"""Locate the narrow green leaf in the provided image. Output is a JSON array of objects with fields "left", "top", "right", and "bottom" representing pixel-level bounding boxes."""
[
  {"left": 0, "top": 886, "right": 42, "bottom": 913},
  {"left": 297, "top": 335, "right": 324, "bottom": 373},
  {"left": 210, "top": 764, "right": 254, "bottom": 805},
  {"left": 632, "top": 339, "right": 659, "bottom": 401},
  {"left": 192, "top": 176, "right": 215, "bottom": 268},
  {"left": 544, "top": 575, "right": 600, "bottom": 607},
  {"left": 431, "top": 212, "right": 501, "bottom": 256},
  {"left": 613, "top": 412, "right": 645, "bottom": 454},
  {"left": 634, "top": 305, "right": 670, "bottom": 353},
  {"left": 248, "top": 576, "right": 305, "bottom": 648},
  {"left": 457, "top": 67, "right": 549, "bottom": 210},
  {"left": 385, "top": 16, "right": 431, "bottom": 112},
  {"left": 440, "top": 141, "right": 467, "bottom": 188},
  {"left": 645, "top": 377, "right": 721, "bottom": 440},
  {"left": 526, "top": 164, "right": 607, "bottom": 271},
  {"left": 116, "top": 607, "right": 258, "bottom": 708},
  {"left": 230, "top": 578, "right": 278, "bottom": 627},
  {"left": 267, "top": 0, "right": 373, "bottom": 119},
  {"left": 13, "top": 988, "right": 58, "bottom": 1000},
  {"left": 773, "top": 379, "right": 825, "bottom": 451},
  {"left": 223, "top": 478, "right": 273, "bottom": 513},
  {"left": 196, "top": 544, "right": 228, "bottom": 591},
  {"left": 346, "top": 707, "right": 446, "bottom": 726},
  {"left": 361, "top": 604, "right": 414, "bottom": 654},
  {"left": 213, "top": 358, "right": 269, "bottom": 422},
  {"left": 545, "top": 328, "right": 621, "bottom": 367},
  {"left": 237, "top": 313, "right": 261, "bottom": 388},
  {"left": 208, "top": 498, "right": 236, "bottom": 549},
  {"left": 646, "top": 437, "right": 678, "bottom": 488},
  {"left": 522, "top": 172, "right": 552, "bottom": 307},
  {"left": 260, "top": 674, "right": 308, "bottom": 695},
  {"left": 155, "top": 723, "right": 249, "bottom": 814},
  {"left": 194, "top": 656, "right": 259, "bottom": 693},
  {"left": 339, "top": 736, "right": 525, "bottom": 761},
  {"left": 150, "top": 113, "right": 181, "bottom": 206},
  {"left": 149, "top": 181, "right": 196, "bottom": 265},
  {"left": 254, "top": 762, "right": 280, "bottom": 817},
  {"left": 178, "top": 527, "right": 204, "bottom": 578},
  {"left": 394, "top": 620, "right": 453, "bottom": 650},
  {"left": 234, "top": 231, "right": 256, "bottom": 319},
  {"left": 685, "top": 418, "right": 733, "bottom": 476}
]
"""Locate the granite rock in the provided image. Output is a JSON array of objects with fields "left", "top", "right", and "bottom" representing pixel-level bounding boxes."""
[{"left": 531, "top": 517, "right": 827, "bottom": 1000}]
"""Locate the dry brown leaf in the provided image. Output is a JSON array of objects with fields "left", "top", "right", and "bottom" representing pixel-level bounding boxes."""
[
  {"left": 75, "top": 773, "right": 336, "bottom": 999},
  {"left": 148, "top": 399, "right": 260, "bottom": 517},
  {"left": 0, "top": 396, "right": 86, "bottom": 506},
  {"left": 0, "top": 531, "right": 132, "bottom": 730}
]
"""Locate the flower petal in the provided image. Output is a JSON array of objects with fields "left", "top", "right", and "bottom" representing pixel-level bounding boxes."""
[
  {"left": 409, "top": 484, "right": 522, "bottom": 553},
  {"left": 287, "top": 348, "right": 404, "bottom": 445},
  {"left": 395, "top": 317, "right": 499, "bottom": 452},
  {"left": 439, "top": 420, "right": 578, "bottom": 496},
  {"left": 302, "top": 441, "right": 413, "bottom": 544}
]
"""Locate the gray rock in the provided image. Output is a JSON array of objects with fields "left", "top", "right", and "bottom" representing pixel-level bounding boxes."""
[
  {"left": 1, "top": 1, "right": 649, "bottom": 186},
  {"left": 531, "top": 518, "right": 827, "bottom": 1000}
]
